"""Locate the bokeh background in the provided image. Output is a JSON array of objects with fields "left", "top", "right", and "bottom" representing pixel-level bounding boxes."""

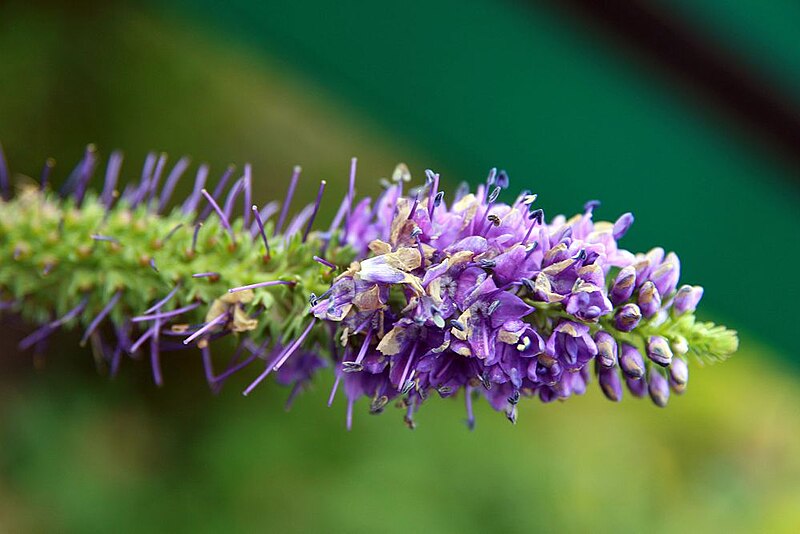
[{"left": 1, "top": 1, "right": 799, "bottom": 532}]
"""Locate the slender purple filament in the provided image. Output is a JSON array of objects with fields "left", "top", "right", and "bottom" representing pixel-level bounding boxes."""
[
  {"left": 242, "top": 164, "right": 252, "bottom": 226},
  {"left": 183, "top": 312, "right": 227, "bottom": 345},
  {"left": 342, "top": 158, "right": 357, "bottom": 242},
  {"left": 192, "top": 272, "right": 219, "bottom": 279},
  {"left": 243, "top": 318, "right": 317, "bottom": 395},
  {"left": 0, "top": 141, "right": 9, "bottom": 200},
  {"left": 147, "top": 153, "right": 168, "bottom": 203},
  {"left": 40, "top": 158, "right": 55, "bottom": 191},
  {"left": 302, "top": 180, "right": 327, "bottom": 242},
  {"left": 328, "top": 372, "right": 342, "bottom": 407},
  {"left": 158, "top": 156, "right": 190, "bottom": 213},
  {"left": 228, "top": 280, "right": 294, "bottom": 294},
  {"left": 182, "top": 164, "right": 208, "bottom": 215},
  {"left": 18, "top": 297, "right": 89, "bottom": 350},
  {"left": 199, "top": 165, "right": 234, "bottom": 220},
  {"left": 275, "top": 165, "right": 301, "bottom": 236},
  {"left": 129, "top": 326, "right": 154, "bottom": 353},
  {"left": 74, "top": 145, "right": 97, "bottom": 206},
  {"left": 200, "top": 188, "right": 236, "bottom": 245},
  {"left": 151, "top": 317, "right": 163, "bottom": 386},
  {"left": 80, "top": 291, "right": 122, "bottom": 345},
  {"left": 465, "top": 385, "right": 475, "bottom": 430},
  {"left": 142, "top": 285, "right": 180, "bottom": 315},
  {"left": 251, "top": 205, "right": 270, "bottom": 256},
  {"left": 132, "top": 302, "right": 200, "bottom": 323},
  {"left": 91, "top": 234, "right": 120, "bottom": 244},
  {"left": 131, "top": 152, "right": 156, "bottom": 207},
  {"left": 427, "top": 170, "right": 440, "bottom": 219},
  {"left": 313, "top": 256, "right": 336, "bottom": 269},
  {"left": 222, "top": 177, "right": 244, "bottom": 222}
]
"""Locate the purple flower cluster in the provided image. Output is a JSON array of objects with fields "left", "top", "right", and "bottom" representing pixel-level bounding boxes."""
[
  {"left": 314, "top": 168, "right": 702, "bottom": 428},
  {"left": 4, "top": 143, "right": 734, "bottom": 429}
]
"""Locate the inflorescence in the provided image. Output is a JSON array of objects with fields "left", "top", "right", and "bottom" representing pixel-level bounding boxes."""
[{"left": 0, "top": 144, "right": 738, "bottom": 429}]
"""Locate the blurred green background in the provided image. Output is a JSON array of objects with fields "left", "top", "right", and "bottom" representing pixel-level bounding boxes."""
[{"left": 1, "top": 1, "right": 798, "bottom": 532}]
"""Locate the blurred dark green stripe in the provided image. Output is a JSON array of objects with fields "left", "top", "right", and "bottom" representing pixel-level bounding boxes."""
[
  {"left": 157, "top": 0, "right": 797, "bottom": 359},
  {"left": 666, "top": 0, "right": 800, "bottom": 95}
]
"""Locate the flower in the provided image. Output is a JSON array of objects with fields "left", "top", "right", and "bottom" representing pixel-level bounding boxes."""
[
  {"left": 0, "top": 144, "right": 739, "bottom": 428},
  {"left": 312, "top": 165, "right": 737, "bottom": 426}
]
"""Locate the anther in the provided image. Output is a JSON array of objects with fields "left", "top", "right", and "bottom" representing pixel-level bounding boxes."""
[
  {"left": 342, "top": 361, "right": 364, "bottom": 373},
  {"left": 449, "top": 320, "right": 466, "bottom": 331}
]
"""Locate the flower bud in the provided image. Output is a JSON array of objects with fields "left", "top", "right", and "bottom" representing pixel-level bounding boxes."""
[
  {"left": 647, "top": 336, "right": 673, "bottom": 367},
  {"left": 637, "top": 281, "right": 661, "bottom": 318},
  {"left": 625, "top": 376, "right": 647, "bottom": 398},
  {"left": 634, "top": 247, "right": 664, "bottom": 284},
  {"left": 648, "top": 367, "right": 670, "bottom": 407},
  {"left": 613, "top": 303, "right": 641, "bottom": 332},
  {"left": 669, "top": 357, "right": 689, "bottom": 394},
  {"left": 673, "top": 285, "right": 703, "bottom": 315},
  {"left": 619, "top": 343, "right": 645, "bottom": 379},
  {"left": 594, "top": 331, "right": 618, "bottom": 368},
  {"left": 671, "top": 335, "right": 688, "bottom": 355},
  {"left": 598, "top": 367, "right": 623, "bottom": 402},
  {"left": 612, "top": 212, "right": 634, "bottom": 240},
  {"left": 609, "top": 265, "right": 636, "bottom": 305},
  {"left": 650, "top": 252, "right": 680, "bottom": 297}
]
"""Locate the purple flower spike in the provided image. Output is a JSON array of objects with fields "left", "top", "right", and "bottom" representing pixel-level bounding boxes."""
[{"left": 1, "top": 146, "right": 738, "bottom": 426}]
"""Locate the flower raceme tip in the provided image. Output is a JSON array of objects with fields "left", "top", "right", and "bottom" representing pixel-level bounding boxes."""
[{"left": 0, "top": 143, "right": 738, "bottom": 429}]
